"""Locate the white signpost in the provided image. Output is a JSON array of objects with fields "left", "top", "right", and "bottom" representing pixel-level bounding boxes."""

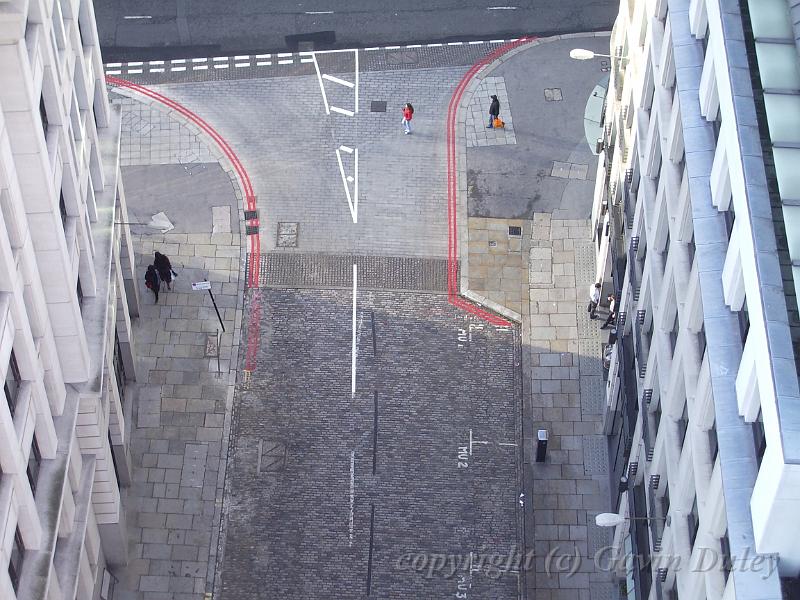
[
  {"left": 191, "top": 280, "right": 224, "bottom": 331},
  {"left": 191, "top": 281, "right": 212, "bottom": 291}
]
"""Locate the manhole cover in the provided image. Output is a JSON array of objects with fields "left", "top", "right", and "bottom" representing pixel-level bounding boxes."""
[
  {"left": 277, "top": 222, "right": 299, "bottom": 248},
  {"left": 370, "top": 100, "right": 387, "bottom": 112},
  {"left": 544, "top": 88, "right": 563, "bottom": 102},
  {"left": 508, "top": 226, "right": 522, "bottom": 237},
  {"left": 257, "top": 440, "right": 287, "bottom": 473}
]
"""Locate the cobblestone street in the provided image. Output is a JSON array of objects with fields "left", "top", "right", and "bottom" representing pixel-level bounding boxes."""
[{"left": 222, "top": 289, "right": 521, "bottom": 599}]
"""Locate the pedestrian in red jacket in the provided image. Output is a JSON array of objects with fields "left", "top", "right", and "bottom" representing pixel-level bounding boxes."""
[{"left": 402, "top": 103, "right": 414, "bottom": 135}]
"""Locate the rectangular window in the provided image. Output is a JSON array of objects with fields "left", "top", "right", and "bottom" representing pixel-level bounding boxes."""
[
  {"left": 27, "top": 436, "right": 41, "bottom": 496},
  {"left": 4, "top": 350, "right": 22, "bottom": 418},
  {"left": 753, "top": 411, "right": 766, "bottom": 467},
  {"left": 677, "top": 401, "right": 689, "bottom": 449},
  {"left": 59, "top": 192, "right": 67, "bottom": 228},
  {"left": 77, "top": 278, "right": 84, "bottom": 308},
  {"left": 8, "top": 527, "right": 24, "bottom": 591},
  {"left": 687, "top": 497, "right": 699, "bottom": 549},
  {"left": 687, "top": 233, "right": 696, "bottom": 268},
  {"left": 708, "top": 422, "right": 719, "bottom": 463},
  {"left": 660, "top": 486, "right": 671, "bottom": 520},
  {"left": 663, "top": 231, "right": 671, "bottom": 268},
  {"left": 654, "top": 402, "right": 662, "bottom": 437},
  {"left": 724, "top": 205, "right": 735, "bottom": 240}
]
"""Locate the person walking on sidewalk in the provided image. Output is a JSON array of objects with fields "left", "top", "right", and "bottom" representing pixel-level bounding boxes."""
[
  {"left": 600, "top": 294, "right": 616, "bottom": 329},
  {"left": 154, "top": 251, "right": 177, "bottom": 291},
  {"left": 144, "top": 265, "right": 160, "bottom": 303},
  {"left": 588, "top": 282, "right": 602, "bottom": 319},
  {"left": 487, "top": 94, "right": 500, "bottom": 128},
  {"left": 402, "top": 103, "right": 414, "bottom": 135}
]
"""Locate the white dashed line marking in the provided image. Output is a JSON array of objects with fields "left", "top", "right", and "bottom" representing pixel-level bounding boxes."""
[
  {"left": 123, "top": 15, "right": 152, "bottom": 19},
  {"left": 105, "top": 38, "right": 525, "bottom": 76},
  {"left": 487, "top": 5, "right": 518, "bottom": 9},
  {"left": 128, "top": 69, "right": 143, "bottom": 74},
  {"left": 339, "top": 145, "right": 354, "bottom": 154},
  {"left": 305, "top": 10, "right": 333, "bottom": 14},
  {"left": 171, "top": 67, "right": 186, "bottom": 72}
]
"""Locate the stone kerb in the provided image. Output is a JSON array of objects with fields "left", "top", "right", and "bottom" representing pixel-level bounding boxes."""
[{"left": 454, "top": 32, "right": 611, "bottom": 324}]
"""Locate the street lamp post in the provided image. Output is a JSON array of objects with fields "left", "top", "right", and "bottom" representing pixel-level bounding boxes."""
[{"left": 595, "top": 512, "right": 669, "bottom": 527}]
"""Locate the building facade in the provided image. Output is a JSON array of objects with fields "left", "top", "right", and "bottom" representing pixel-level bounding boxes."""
[
  {"left": 593, "top": 0, "right": 800, "bottom": 598},
  {"left": 0, "top": 0, "right": 139, "bottom": 598}
]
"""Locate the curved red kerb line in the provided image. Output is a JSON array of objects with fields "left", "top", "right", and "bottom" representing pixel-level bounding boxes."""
[
  {"left": 105, "top": 75, "right": 261, "bottom": 289},
  {"left": 445, "top": 38, "right": 533, "bottom": 328},
  {"left": 106, "top": 75, "right": 263, "bottom": 372}
]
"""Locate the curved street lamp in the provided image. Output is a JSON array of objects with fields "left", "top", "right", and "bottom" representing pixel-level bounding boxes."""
[{"left": 595, "top": 513, "right": 670, "bottom": 527}]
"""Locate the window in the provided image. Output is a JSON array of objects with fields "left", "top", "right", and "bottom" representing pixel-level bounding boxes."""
[
  {"left": 677, "top": 401, "right": 689, "bottom": 449},
  {"left": 720, "top": 531, "right": 732, "bottom": 583},
  {"left": 660, "top": 486, "right": 671, "bottom": 520},
  {"left": 59, "top": 192, "right": 67, "bottom": 229},
  {"left": 654, "top": 402, "right": 662, "bottom": 437},
  {"left": 8, "top": 527, "right": 24, "bottom": 591},
  {"left": 4, "top": 350, "right": 22, "bottom": 418},
  {"left": 27, "top": 436, "right": 41, "bottom": 496},
  {"left": 708, "top": 422, "right": 718, "bottom": 463},
  {"left": 39, "top": 95, "right": 49, "bottom": 136},
  {"left": 687, "top": 497, "right": 699, "bottom": 549},
  {"left": 669, "top": 310, "right": 680, "bottom": 357},
  {"left": 737, "top": 299, "right": 750, "bottom": 345},
  {"left": 753, "top": 411, "right": 766, "bottom": 467},
  {"left": 724, "top": 204, "right": 735, "bottom": 240},
  {"left": 687, "top": 233, "right": 696, "bottom": 268},
  {"left": 113, "top": 333, "right": 126, "bottom": 396},
  {"left": 696, "top": 324, "right": 707, "bottom": 360}
]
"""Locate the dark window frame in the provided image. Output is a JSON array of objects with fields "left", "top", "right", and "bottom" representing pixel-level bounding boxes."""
[
  {"left": 8, "top": 527, "right": 24, "bottom": 591},
  {"left": 687, "top": 497, "right": 699, "bottom": 549},
  {"left": 708, "top": 422, "right": 719, "bottom": 464},
  {"left": 27, "top": 435, "right": 42, "bottom": 496},
  {"left": 677, "top": 401, "right": 689, "bottom": 450},
  {"left": 753, "top": 411, "right": 766, "bottom": 468},
  {"left": 4, "top": 350, "right": 22, "bottom": 418}
]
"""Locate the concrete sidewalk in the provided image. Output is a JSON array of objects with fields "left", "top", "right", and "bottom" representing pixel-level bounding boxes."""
[
  {"left": 456, "top": 34, "right": 619, "bottom": 600},
  {"left": 109, "top": 93, "right": 246, "bottom": 600}
]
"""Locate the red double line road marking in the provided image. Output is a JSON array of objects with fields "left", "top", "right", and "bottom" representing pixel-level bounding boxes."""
[
  {"left": 445, "top": 38, "right": 532, "bottom": 328},
  {"left": 106, "top": 75, "right": 262, "bottom": 370}
]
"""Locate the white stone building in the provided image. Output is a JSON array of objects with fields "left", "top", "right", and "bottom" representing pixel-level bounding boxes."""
[
  {"left": 0, "top": 0, "right": 139, "bottom": 598},
  {"left": 592, "top": 0, "right": 800, "bottom": 598}
]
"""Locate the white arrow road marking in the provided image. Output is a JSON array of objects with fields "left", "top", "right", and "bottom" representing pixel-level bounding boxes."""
[
  {"left": 311, "top": 53, "right": 331, "bottom": 115},
  {"left": 335, "top": 147, "right": 359, "bottom": 224},
  {"left": 330, "top": 106, "right": 355, "bottom": 117}
]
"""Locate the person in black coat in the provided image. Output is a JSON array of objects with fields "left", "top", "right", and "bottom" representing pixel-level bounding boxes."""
[
  {"left": 153, "top": 251, "right": 176, "bottom": 290},
  {"left": 144, "top": 265, "right": 160, "bottom": 303},
  {"left": 488, "top": 94, "right": 500, "bottom": 128}
]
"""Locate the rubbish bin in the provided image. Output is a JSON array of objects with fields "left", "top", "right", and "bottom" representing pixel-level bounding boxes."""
[{"left": 536, "top": 429, "right": 548, "bottom": 463}]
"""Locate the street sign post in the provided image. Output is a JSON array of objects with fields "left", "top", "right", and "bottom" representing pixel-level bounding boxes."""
[{"left": 192, "top": 280, "right": 225, "bottom": 331}]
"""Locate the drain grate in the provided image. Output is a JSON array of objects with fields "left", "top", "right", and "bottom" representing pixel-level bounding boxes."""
[
  {"left": 370, "top": 100, "right": 387, "bottom": 112},
  {"left": 244, "top": 209, "right": 258, "bottom": 221},
  {"left": 245, "top": 225, "right": 259, "bottom": 235},
  {"left": 544, "top": 88, "right": 563, "bottom": 102}
]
